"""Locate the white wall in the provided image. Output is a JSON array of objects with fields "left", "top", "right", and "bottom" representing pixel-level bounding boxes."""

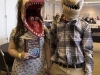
[
  {"left": 43, "top": 2, "right": 62, "bottom": 20},
  {"left": 80, "top": 4, "right": 100, "bottom": 18},
  {"left": 54, "top": 4, "right": 62, "bottom": 16},
  {"left": 6, "top": 0, "right": 17, "bottom": 40},
  {"left": 0, "top": 0, "right": 7, "bottom": 45},
  {"left": 44, "top": 2, "right": 54, "bottom": 20},
  {"left": 0, "top": 0, "right": 17, "bottom": 45}
]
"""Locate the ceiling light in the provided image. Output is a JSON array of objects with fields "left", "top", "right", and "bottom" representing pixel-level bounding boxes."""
[{"left": 84, "top": 1, "right": 100, "bottom": 4}]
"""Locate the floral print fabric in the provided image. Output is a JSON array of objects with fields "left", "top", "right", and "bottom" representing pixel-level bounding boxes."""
[{"left": 9, "top": 28, "right": 48, "bottom": 75}]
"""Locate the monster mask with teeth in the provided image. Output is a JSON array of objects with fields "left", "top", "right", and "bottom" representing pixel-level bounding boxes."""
[
  {"left": 21, "top": 0, "right": 44, "bottom": 37},
  {"left": 50, "top": 0, "right": 94, "bottom": 75},
  {"left": 61, "top": 0, "right": 84, "bottom": 21},
  {"left": 8, "top": 0, "right": 51, "bottom": 75}
]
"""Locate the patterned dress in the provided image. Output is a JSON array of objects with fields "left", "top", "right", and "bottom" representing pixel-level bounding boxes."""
[{"left": 9, "top": 27, "right": 49, "bottom": 75}]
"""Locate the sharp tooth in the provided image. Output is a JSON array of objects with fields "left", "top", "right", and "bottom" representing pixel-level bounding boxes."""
[
  {"left": 30, "top": 4, "right": 31, "bottom": 6},
  {"left": 41, "top": 34, "right": 43, "bottom": 36},
  {"left": 34, "top": 32, "right": 35, "bottom": 34},
  {"left": 42, "top": 31, "right": 44, "bottom": 34},
  {"left": 68, "top": 5, "right": 70, "bottom": 8},
  {"left": 27, "top": 5, "right": 29, "bottom": 7},
  {"left": 77, "top": 5, "right": 79, "bottom": 8},
  {"left": 74, "top": 5, "right": 77, "bottom": 9},
  {"left": 36, "top": 3, "right": 37, "bottom": 4},
  {"left": 29, "top": 4, "right": 31, "bottom": 6},
  {"left": 38, "top": 34, "right": 40, "bottom": 36},
  {"left": 72, "top": 5, "right": 74, "bottom": 9}
]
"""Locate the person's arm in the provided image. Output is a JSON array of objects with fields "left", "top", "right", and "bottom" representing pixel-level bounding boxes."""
[
  {"left": 50, "top": 22, "right": 57, "bottom": 56},
  {"left": 8, "top": 41, "right": 19, "bottom": 58},
  {"left": 8, "top": 41, "right": 30, "bottom": 60},
  {"left": 44, "top": 40, "right": 51, "bottom": 69},
  {"left": 8, "top": 29, "right": 20, "bottom": 59},
  {"left": 43, "top": 26, "right": 51, "bottom": 75},
  {"left": 82, "top": 22, "right": 94, "bottom": 75},
  {"left": 8, "top": 29, "right": 29, "bottom": 60}
]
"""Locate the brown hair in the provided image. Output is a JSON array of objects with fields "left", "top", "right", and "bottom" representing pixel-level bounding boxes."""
[{"left": 14, "top": 0, "right": 28, "bottom": 49}]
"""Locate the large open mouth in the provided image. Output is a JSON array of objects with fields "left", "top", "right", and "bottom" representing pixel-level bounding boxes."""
[
  {"left": 24, "top": 1, "right": 44, "bottom": 37},
  {"left": 25, "top": 2, "right": 44, "bottom": 20},
  {"left": 64, "top": 3, "right": 80, "bottom": 10}
]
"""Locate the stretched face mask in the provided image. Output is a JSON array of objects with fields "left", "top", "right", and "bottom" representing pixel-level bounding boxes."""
[
  {"left": 61, "top": 0, "right": 84, "bottom": 21},
  {"left": 21, "top": 0, "right": 44, "bottom": 37}
]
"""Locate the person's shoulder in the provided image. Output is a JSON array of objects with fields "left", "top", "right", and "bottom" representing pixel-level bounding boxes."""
[
  {"left": 11, "top": 27, "right": 17, "bottom": 33},
  {"left": 78, "top": 17, "right": 89, "bottom": 30},
  {"left": 9, "top": 27, "right": 17, "bottom": 37},
  {"left": 12, "top": 27, "right": 16, "bottom": 30}
]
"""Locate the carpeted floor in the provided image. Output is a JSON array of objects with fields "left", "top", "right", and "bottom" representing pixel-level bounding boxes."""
[
  {"left": 90, "top": 42, "right": 100, "bottom": 75},
  {"left": 93, "top": 51, "right": 100, "bottom": 75}
]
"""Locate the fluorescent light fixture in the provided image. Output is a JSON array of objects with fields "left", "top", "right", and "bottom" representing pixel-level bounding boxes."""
[{"left": 84, "top": 1, "right": 100, "bottom": 4}]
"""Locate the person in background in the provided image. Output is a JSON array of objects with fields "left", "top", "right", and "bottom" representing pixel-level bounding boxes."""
[
  {"left": 50, "top": 0, "right": 94, "bottom": 75},
  {"left": 97, "top": 16, "right": 100, "bottom": 20},
  {"left": 8, "top": 0, "right": 51, "bottom": 75},
  {"left": 89, "top": 17, "right": 96, "bottom": 24},
  {"left": 84, "top": 16, "right": 90, "bottom": 23}
]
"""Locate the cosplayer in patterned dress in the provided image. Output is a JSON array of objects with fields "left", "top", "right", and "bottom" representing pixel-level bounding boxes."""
[{"left": 8, "top": 0, "right": 51, "bottom": 75}]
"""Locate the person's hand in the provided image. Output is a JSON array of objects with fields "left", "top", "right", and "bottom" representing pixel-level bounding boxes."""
[
  {"left": 45, "top": 68, "right": 50, "bottom": 75},
  {"left": 20, "top": 51, "right": 30, "bottom": 60}
]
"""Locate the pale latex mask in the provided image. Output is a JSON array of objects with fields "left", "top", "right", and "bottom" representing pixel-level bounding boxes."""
[
  {"left": 21, "top": 0, "right": 44, "bottom": 37},
  {"left": 61, "top": 0, "right": 84, "bottom": 21}
]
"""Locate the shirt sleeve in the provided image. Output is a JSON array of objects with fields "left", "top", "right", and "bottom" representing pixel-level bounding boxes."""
[
  {"left": 44, "top": 25, "right": 50, "bottom": 41},
  {"left": 9, "top": 28, "right": 16, "bottom": 42},
  {"left": 50, "top": 21, "right": 58, "bottom": 56},
  {"left": 82, "top": 22, "right": 94, "bottom": 75}
]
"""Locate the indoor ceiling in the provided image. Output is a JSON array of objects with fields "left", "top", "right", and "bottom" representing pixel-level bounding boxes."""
[{"left": 45, "top": 0, "right": 100, "bottom": 4}]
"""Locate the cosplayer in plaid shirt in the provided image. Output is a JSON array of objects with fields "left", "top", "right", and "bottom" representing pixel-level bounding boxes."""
[{"left": 49, "top": 0, "right": 94, "bottom": 75}]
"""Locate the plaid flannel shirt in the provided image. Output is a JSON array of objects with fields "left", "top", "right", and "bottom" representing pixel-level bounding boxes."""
[{"left": 50, "top": 17, "right": 94, "bottom": 75}]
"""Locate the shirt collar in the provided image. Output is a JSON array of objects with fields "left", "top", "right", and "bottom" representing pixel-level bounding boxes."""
[{"left": 58, "top": 14, "right": 79, "bottom": 26}]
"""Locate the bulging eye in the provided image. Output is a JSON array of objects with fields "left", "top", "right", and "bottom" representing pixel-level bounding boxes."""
[
  {"left": 31, "top": 17, "right": 34, "bottom": 21},
  {"left": 35, "top": 17, "right": 39, "bottom": 20}
]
